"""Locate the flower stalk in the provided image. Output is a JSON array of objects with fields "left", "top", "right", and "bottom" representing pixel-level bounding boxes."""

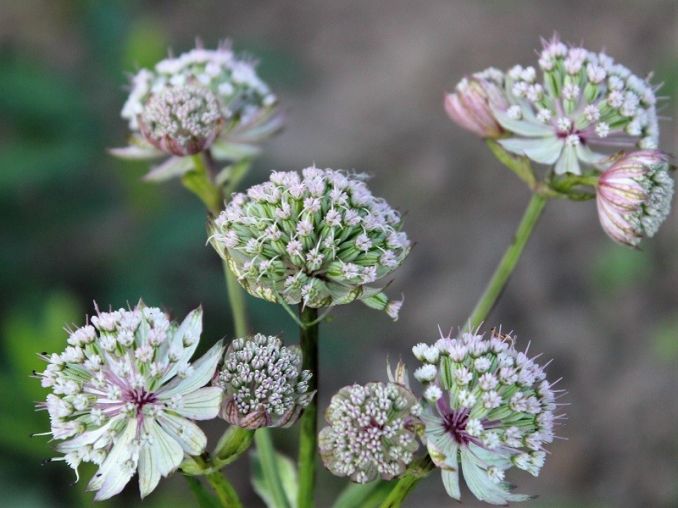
[
  {"left": 379, "top": 456, "right": 434, "bottom": 508},
  {"left": 297, "top": 305, "right": 319, "bottom": 508},
  {"left": 465, "top": 192, "right": 547, "bottom": 331}
]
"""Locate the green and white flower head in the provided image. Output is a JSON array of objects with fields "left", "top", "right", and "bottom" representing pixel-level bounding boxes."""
[
  {"left": 112, "top": 41, "right": 283, "bottom": 179},
  {"left": 495, "top": 35, "right": 660, "bottom": 175},
  {"left": 597, "top": 150, "right": 674, "bottom": 247},
  {"left": 35, "top": 302, "right": 224, "bottom": 500},
  {"left": 414, "top": 328, "right": 563, "bottom": 505},
  {"left": 318, "top": 382, "right": 421, "bottom": 483},
  {"left": 216, "top": 334, "right": 314, "bottom": 429},
  {"left": 210, "top": 166, "right": 410, "bottom": 318}
]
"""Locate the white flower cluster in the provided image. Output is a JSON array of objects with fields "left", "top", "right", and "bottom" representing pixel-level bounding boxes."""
[
  {"left": 494, "top": 35, "right": 660, "bottom": 175},
  {"left": 597, "top": 150, "right": 674, "bottom": 247},
  {"left": 138, "top": 85, "right": 223, "bottom": 156},
  {"left": 210, "top": 166, "right": 410, "bottom": 318},
  {"left": 217, "top": 334, "right": 314, "bottom": 429},
  {"left": 35, "top": 303, "right": 224, "bottom": 500},
  {"left": 413, "top": 328, "right": 562, "bottom": 505},
  {"left": 113, "top": 41, "right": 282, "bottom": 172},
  {"left": 318, "top": 382, "right": 421, "bottom": 483}
]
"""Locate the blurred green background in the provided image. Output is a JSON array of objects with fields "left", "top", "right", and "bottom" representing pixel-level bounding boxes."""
[{"left": 0, "top": 1, "right": 676, "bottom": 507}]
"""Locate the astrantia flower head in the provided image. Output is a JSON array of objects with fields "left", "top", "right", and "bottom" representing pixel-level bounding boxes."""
[
  {"left": 36, "top": 302, "right": 224, "bottom": 500},
  {"left": 112, "top": 41, "right": 283, "bottom": 179},
  {"left": 445, "top": 67, "right": 508, "bottom": 138},
  {"left": 494, "top": 35, "right": 660, "bottom": 175},
  {"left": 318, "top": 382, "right": 421, "bottom": 483},
  {"left": 209, "top": 166, "right": 410, "bottom": 318},
  {"left": 596, "top": 150, "right": 674, "bottom": 247},
  {"left": 138, "top": 84, "right": 224, "bottom": 156},
  {"left": 216, "top": 334, "right": 314, "bottom": 429},
  {"left": 415, "top": 328, "right": 563, "bottom": 505}
]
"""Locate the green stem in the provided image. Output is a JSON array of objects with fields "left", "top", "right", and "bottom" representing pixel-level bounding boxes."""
[
  {"left": 378, "top": 456, "right": 434, "bottom": 508},
  {"left": 465, "top": 192, "right": 547, "bottom": 331},
  {"left": 212, "top": 426, "right": 255, "bottom": 469},
  {"left": 255, "top": 429, "right": 292, "bottom": 508},
  {"left": 185, "top": 154, "right": 223, "bottom": 215},
  {"left": 205, "top": 469, "right": 244, "bottom": 508},
  {"left": 185, "top": 476, "right": 220, "bottom": 508},
  {"left": 223, "top": 261, "right": 249, "bottom": 338},
  {"left": 187, "top": 455, "right": 243, "bottom": 508},
  {"left": 297, "top": 305, "right": 319, "bottom": 508}
]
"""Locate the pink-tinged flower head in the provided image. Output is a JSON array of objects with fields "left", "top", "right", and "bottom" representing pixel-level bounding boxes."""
[
  {"left": 445, "top": 68, "right": 508, "bottom": 139},
  {"left": 318, "top": 382, "right": 421, "bottom": 483},
  {"left": 414, "top": 327, "right": 564, "bottom": 505},
  {"left": 494, "top": 34, "right": 661, "bottom": 175},
  {"left": 36, "top": 302, "right": 224, "bottom": 500},
  {"left": 597, "top": 150, "right": 673, "bottom": 247},
  {"left": 138, "top": 85, "right": 224, "bottom": 156}
]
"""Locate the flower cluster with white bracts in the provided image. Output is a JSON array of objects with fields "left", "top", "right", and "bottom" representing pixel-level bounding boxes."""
[
  {"left": 496, "top": 35, "right": 659, "bottom": 175},
  {"left": 447, "top": 35, "right": 661, "bottom": 176},
  {"left": 112, "top": 41, "right": 283, "bottom": 177},
  {"left": 35, "top": 303, "right": 224, "bottom": 500},
  {"left": 318, "top": 382, "right": 421, "bottom": 483},
  {"left": 216, "top": 334, "right": 314, "bottom": 429},
  {"left": 138, "top": 85, "right": 223, "bottom": 156},
  {"left": 413, "top": 328, "right": 563, "bottom": 505},
  {"left": 596, "top": 150, "right": 674, "bottom": 247},
  {"left": 209, "top": 166, "right": 410, "bottom": 318}
]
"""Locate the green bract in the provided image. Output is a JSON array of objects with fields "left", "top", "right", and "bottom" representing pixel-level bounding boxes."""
[{"left": 210, "top": 167, "right": 410, "bottom": 318}]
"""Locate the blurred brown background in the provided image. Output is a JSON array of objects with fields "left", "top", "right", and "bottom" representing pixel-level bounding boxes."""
[{"left": 1, "top": 1, "right": 676, "bottom": 507}]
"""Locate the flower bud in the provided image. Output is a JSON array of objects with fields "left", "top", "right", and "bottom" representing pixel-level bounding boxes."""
[
  {"left": 318, "top": 382, "right": 421, "bottom": 483},
  {"left": 444, "top": 68, "right": 508, "bottom": 138},
  {"left": 597, "top": 150, "right": 673, "bottom": 247},
  {"left": 216, "top": 334, "right": 314, "bottom": 429},
  {"left": 138, "top": 85, "right": 224, "bottom": 156}
]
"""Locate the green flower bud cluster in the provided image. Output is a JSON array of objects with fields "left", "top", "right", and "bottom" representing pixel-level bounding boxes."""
[{"left": 210, "top": 166, "right": 410, "bottom": 318}]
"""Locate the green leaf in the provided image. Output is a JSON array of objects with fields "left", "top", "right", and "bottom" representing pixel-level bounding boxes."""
[{"left": 251, "top": 432, "right": 296, "bottom": 508}]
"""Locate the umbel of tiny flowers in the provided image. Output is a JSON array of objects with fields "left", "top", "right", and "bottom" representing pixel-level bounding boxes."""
[
  {"left": 444, "top": 67, "right": 508, "bottom": 139},
  {"left": 209, "top": 166, "right": 410, "bottom": 319},
  {"left": 492, "top": 34, "right": 660, "bottom": 176},
  {"left": 137, "top": 84, "right": 224, "bottom": 157},
  {"left": 318, "top": 380, "right": 421, "bottom": 483},
  {"left": 35, "top": 302, "right": 224, "bottom": 500},
  {"left": 111, "top": 40, "right": 283, "bottom": 181},
  {"left": 412, "top": 327, "right": 563, "bottom": 505},
  {"left": 596, "top": 150, "right": 674, "bottom": 247},
  {"left": 215, "top": 333, "right": 315, "bottom": 429}
]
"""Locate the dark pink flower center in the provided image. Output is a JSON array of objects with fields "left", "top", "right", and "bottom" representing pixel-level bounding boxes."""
[{"left": 443, "top": 408, "right": 472, "bottom": 444}]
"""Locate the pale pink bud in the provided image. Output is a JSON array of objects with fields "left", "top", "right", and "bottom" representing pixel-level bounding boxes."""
[
  {"left": 444, "top": 68, "right": 508, "bottom": 138},
  {"left": 597, "top": 150, "right": 673, "bottom": 247}
]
